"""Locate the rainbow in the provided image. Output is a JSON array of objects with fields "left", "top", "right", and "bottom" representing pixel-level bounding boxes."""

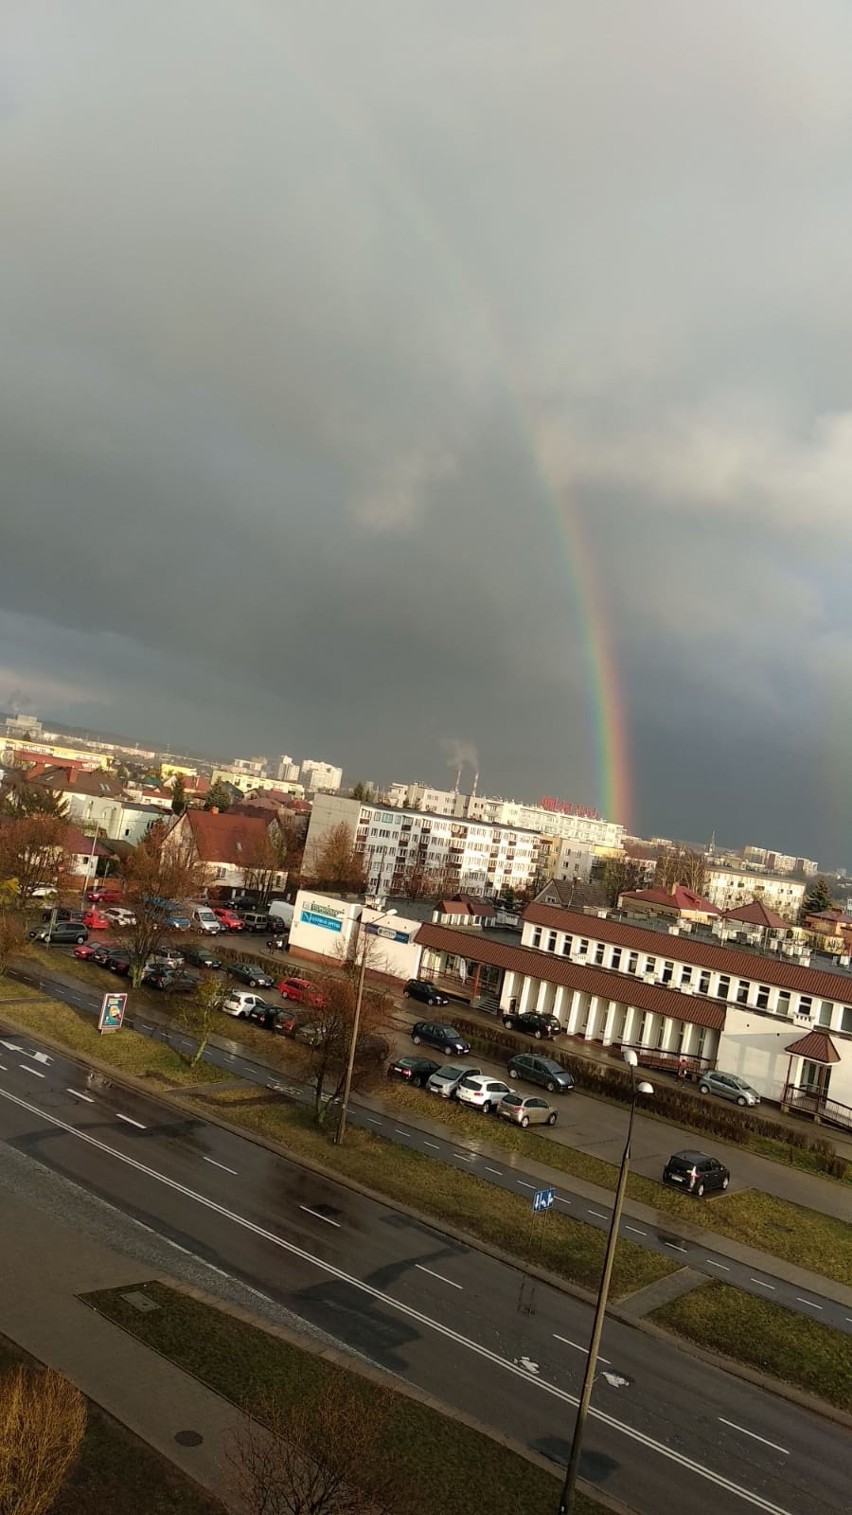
[{"left": 240, "top": 12, "right": 633, "bottom": 828}]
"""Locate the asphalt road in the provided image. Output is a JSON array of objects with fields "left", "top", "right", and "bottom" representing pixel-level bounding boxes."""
[
  {"left": 9, "top": 958, "right": 851, "bottom": 1333},
  {"left": 0, "top": 1024, "right": 848, "bottom": 1515}
]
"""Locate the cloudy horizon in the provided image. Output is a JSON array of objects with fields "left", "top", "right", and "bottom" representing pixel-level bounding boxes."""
[{"left": 4, "top": 2, "right": 852, "bottom": 866}]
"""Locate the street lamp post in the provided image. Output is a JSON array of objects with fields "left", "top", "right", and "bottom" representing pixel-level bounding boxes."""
[
  {"left": 335, "top": 908, "right": 396, "bottom": 1146},
  {"left": 557, "top": 1050, "right": 653, "bottom": 1514}
]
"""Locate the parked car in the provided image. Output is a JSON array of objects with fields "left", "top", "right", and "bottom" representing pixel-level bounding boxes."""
[
  {"left": 246, "top": 1002, "right": 300, "bottom": 1033},
  {"left": 507, "top": 1053, "right": 574, "bottom": 1094},
  {"left": 501, "top": 1010, "right": 561, "bottom": 1040},
  {"left": 42, "top": 907, "right": 84, "bottom": 924},
  {"left": 662, "top": 1150, "right": 731, "bottom": 1197},
  {"left": 104, "top": 950, "right": 132, "bottom": 976},
  {"left": 238, "top": 911, "right": 273, "bottom": 933},
  {"left": 86, "top": 887, "right": 123, "bottom": 905},
  {"left": 411, "top": 1021, "right": 471, "bottom": 1056},
  {"left": 83, "top": 908, "right": 110, "bottom": 930},
  {"left": 697, "top": 1071, "right": 761, "bottom": 1108},
  {"left": 222, "top": 990, "right": 270, "bottom": 1018},
  {"left": 30, "top": 883, "right": 57, "bottom": 898},
  {"left": 212, "top": 907, "right": 244, "bottom": 931},
  {"left": 190, "top": 906, "right": 222, "bottom": 935},
  {"left": 73, "top": 942, "right": 99, "bottom": 960},
  {"left": 277, "top": 976, "right": 324, "bottom": 1007},
  {"left": 426, "top": 1063, "right": 482, "bottom": 1098},
  {"left": 403, "top": 979, "right": 449, "bottom": 1007},
  {"left": 229, "top": 961, "right": 275, "bottom": 989},
  {"left": 90, "top": 941, "right": 120, "bottom": 966},
  {"left": 183, "top": 944, "right": 223, "bottom": 970},
  {"left": 145, "top": 968, "right": 198, "bottom": 994},
  {"left": 498, "top": 1092, "right": 559, "bottom": 1128},
  {"left": 386, "top": 1055, "right": 441, "bottom": 1088},
  {"left": 456, "top": 1074, "right": 512, "bottom": 1113},
  {"left": 29, "top": 922, "right": 88, "bottom": 945},
  {"left": 147, "top": 947, "right": 185, "bottom": 970},
  {"left": 104, "top": 906, "right": 136, "bottom": 927}
]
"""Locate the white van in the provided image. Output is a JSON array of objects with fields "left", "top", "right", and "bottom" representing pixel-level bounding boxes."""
[
  {"left": 267, "top": 901, "right": 294, "bottom": 929},
  {"left": 191, "top": 905, "right": 223, "bottom": 935}
]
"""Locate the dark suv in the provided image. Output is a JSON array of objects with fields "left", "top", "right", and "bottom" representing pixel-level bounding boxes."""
[
  {"left": 411, "top": 1021, "right": 470, "bottom": 1056},
  {"left": 404, "top": 979, "right": 449, "bottom": 1007},
  {"left": 663, "top": 1150, "right": 731, "bottom": 1197},
  {"left": 29, "top": 921, "right": 88, "bottom": 945},
  {"left": 507, "top": 1053, "right": 574, "bottom": 1094},
  {"left": 502, "top": 1009, "right": 561, "bottom": 1039}
]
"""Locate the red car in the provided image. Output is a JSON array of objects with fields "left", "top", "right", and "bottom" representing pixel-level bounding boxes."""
[
  {"left": 276, "top": 975, "right": 325, "bottom": 1008},
  {"left": 73, "top": 942, "right": 98, "bottom": 960},
  {"left": 212, "top": 907, "right": 244, "bottom": 931},
  {"left": 83, "top": 908, "right": 110, "bottom": 930},
  {"left": 86, "top": 888, "right": 123, "bottom": 905}
]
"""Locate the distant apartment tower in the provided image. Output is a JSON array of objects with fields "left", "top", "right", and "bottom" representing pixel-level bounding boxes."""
[
  {"left": 743, "top": 844, "right": 818, "bottom": 877},
  {"left": 276, "top": 754, "right": 300, "bottom": 783},
  {"left": 4, "top": 713, "right": 43, "bottom": 740},
  {"left": 387, "top": 781, "right": 622, "bottom": 852},
  {"left": 300, "top": 759, "right": 343, "bottom": 793},
  {"left": 304, "top": 793, "right": 540, "bottom": 897}
]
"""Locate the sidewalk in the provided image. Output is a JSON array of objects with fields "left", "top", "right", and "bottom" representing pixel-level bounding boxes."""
[{"left": 0, "top": 1187, "right": 244, "bottom": 1511}]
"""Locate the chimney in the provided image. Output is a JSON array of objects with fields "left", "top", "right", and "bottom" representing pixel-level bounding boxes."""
[{"left": 209, "top": 806, "right": 219, "bottom": 815}]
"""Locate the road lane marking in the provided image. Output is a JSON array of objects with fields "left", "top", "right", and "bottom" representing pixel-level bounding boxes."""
[
  {"left": 20, "top": 1065, "right": 45, "bottom": 1078},
  {"left": 0, "top": 1085, "right": 799, "bottom": 1515},
  {"left": 624, "top": 1225, "right": 645, "bottom": 1235},
  {"left": 517, "top": 1180, "right": 536, "bottom": 1189},
  {"left": 718, "top": 1419, "right": 789, "bottom": 1455},
  {"left": 115, "top": 1114, "right": 146, "bottom": 1129},
  {"left": 423, "top": 1140, "right": 440, "bottom": 1149},
  {"left": 796, "top": 1298, "right": 823, "bottom": 1310},
  {"left": 664, "top": 1242, "right": 688, "bottom": 1253},
  {"left": 365, "top": 1117, "right": 381, "bottom": 1125},
  {"left": 394, "top": 1129, "right": 409, "bottom": 1137},
  {"left": 588, "top": 1209, "right": 609, "bottom": 1220},
  {"left": 67, "top": 1089, "right": 94, "bottom": 1102},
  {"left": 553, "top": 1334, "right": 610, "bottom": 1365},
  {"left": 453, "top": 1152, "right": 475, "bottom": 1161},
  {"left": 203, "top": 1157, "right": 238, "bottom": 1175},
  {"left": 556, "top": 1196, "right": 571, "bottom": 1206},
  {"left": 0, "top": 1064, "right": 6, "bottom": 1072},
  {"left": 706, "top": 1259, "right": 729, "bottom": 1270},
  {"left": 750, "top": 1279, "right": 775, "bottom": 1290},
  {"left": 485, "top": 1166, "right": 503, "bottom": 1175},
  {"left": 415, "top": 1264, "right": 462, "bottom": 1290},
  {"left": 299, "top": 1205, "right": 341, "bottom": 1228}
]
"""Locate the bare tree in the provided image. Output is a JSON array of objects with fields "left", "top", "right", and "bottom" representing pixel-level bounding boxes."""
[
  {"left": 392, "top": 862, "right": 442, "bottom": 901},
  {"left": 597, "top": 856, "right": 648, "bottom": 908},
  {"left": 0, "top": 912, "right": 28, "bottom": 978},
  {"left": 180, "top": 974, "right": 227, "bottom": 1066},
  {"left": 310, "top": 823, "right": 366, "bottom": 894},
  {"left": 242, "top": 827, "right": 289, "bottom": 908},
  {"left": 654, "top": 847, "right": 707, "bottom": 895},
  {"left": 118, "top": 823, "right": 205, "bottom": 986},
  {"left": 228, "top": 1369, "right": 413, "bottom": 1515},
  {"left": 0, "top": 1363, "right": 87, "bottom": 1515},
  {"left": 300, "top": 972, "right": 389, "bottom": 1126},
  {"left": 0, "top": 813, "right": 69, "bottom": 904}
]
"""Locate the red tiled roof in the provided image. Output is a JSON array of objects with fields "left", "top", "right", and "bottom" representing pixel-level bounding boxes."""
[
  {"left": 64, "top": 825, "right": 108, "bottom": 856},
  {"left": 784, "top": 1031, "right": 840, "bottom": 1064},
  {"left": 415, "top": 922, "right": 726, "bottom": 1032},
  {"left": 621, "top": 885, "right": 719, "bottom": 914},
  {"left": 437, "top": 896, "right": 496, "bottom": 918},
  {"left": 522, "top": 901, "right": 852, "bottom": 1003},
  {"left": 723, "top": 899, "right": 788, "bottom": 929},
  {"left": 184, "top": 809, "right": 271, "bottom": 865}
]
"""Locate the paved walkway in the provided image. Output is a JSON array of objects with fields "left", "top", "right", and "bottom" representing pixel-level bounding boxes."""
[{"left": 0, "top": 1188, "right": 244, "bottom": 1511}]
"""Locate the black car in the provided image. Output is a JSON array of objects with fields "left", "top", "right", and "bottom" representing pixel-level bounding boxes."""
[
  {"left": 507, "top": 1053, "right": 574, "bottom": 1094},
  {"left": 387, "top": 1054, "right": 441, "bottom": 1088},
  {"left": 29, "top": 922, "right": 88, "bottom": 945},
  {"left": 41, "top": 907, "right": 84, "bottom": 924},
  {"left": 410, "top": 1021, "right": 470, "bottom": 1056},
  {"left": 245, "top": 1000, "right": 285, "bottom": 1030},
  {"left": 144, "top": 968, "right": 199, "bottom": 994},
  {"left": 104, "top": 949, "right": 132, "bottom": 975},
  {"left": 404, "top": 979, "right": 449, "bottom": 1007},
  {"left": 89, "top": 940, "right": 118, "bottom": 966},
  {"left": 183, "top": 944, "right": 223, "bottom": 970},
  {"left": 502, "top": 1010, "right": 561, "bottom": 1039},
  {"left": 662, "top": 1150, "right": 731, "bottom": 1197},
  {"left": 229, "top": 961, "right": 275, "bottom": 988}
]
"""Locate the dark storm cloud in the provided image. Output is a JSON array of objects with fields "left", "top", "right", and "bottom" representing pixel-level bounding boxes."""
[{"left": 4, "top": 1, "right": 852, "bottom": 862}]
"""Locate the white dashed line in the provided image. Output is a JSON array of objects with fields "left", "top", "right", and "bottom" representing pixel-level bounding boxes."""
[
  {"left": 66, "top": 1089, "right": 94, "bottom": 1102},
  {"left": 796, "top": 1298, "right": 823, "bottom": 1310},
  {"left": 423, "top": 1140, "right": 440, "bottom": 1149},
  {"left": 750, "top": 1279, "right": 775, "bottom": 1290},
  {"left": 718, "top": 1419, "right": 789, "bottom": 1456},
  {"left": 556, "top": 1196, "right": 572, "bottom": 1207},
  {"left": 20, "top": 1065, "right": 45, "bottom": 1078},
  {"left": 415, "top": 1264, "right": 463, "bottom": 1290},
  {"left": 588, "top": 1209, "right": 609, "bottom": 1220},
  {"left": 706, "top": 1260, "right": 730, "bottom": 1270},
  {"left": 115, "top": 1113, "right": 146, "bottom": 1129},
  {"left": 365, "top": 1116, "right": 381, "bottom": 1125},
  {"left": 625, "top": 1225, "right": 645, "bottom": 1235},
  {"left": 554, "top": 1334, "right": 610, "bottom": 1365},
  {"left": 0, "top": 1064, "right": 7, "bottom": 1072},
  {"left": 203, "top": 1157, "right": 238, "bottom": 1175},
  {"left": 299, "top": 1205, "right": 341, "bottom": 1228},
  {"left": 665, "top": 1242, "right": 688, "bottom": 1253},
  {"left": 517, "top": 1180, "right": 536, "bottom": 1189},
  {"left": 453, "top": 1152, "right": 476, "bottom": 1161},
  {"left": 485, "top": 1166, "right": 503, "bottom": 1176},
  {"left": 394, "top": 1129, "right": 409, "bottom": 1137}
]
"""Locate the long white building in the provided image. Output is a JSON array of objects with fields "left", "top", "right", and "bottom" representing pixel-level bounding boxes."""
[{"left": 385, "top": 782, "right": 623, "bottom": 852}]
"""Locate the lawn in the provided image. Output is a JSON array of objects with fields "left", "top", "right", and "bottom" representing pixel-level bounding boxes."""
[
  {"left": 652, "top": 1282, "right": 852, "bottom": 1413},
  {"left": 380, "top": 1081, "right": 852, "bottom": 1285},
  {"left": 0, "top": 1336, "right": 225, "bottom": 1515},
  {"left": 83, "top": 1281, "right": 611, "bottom": 1515},
  {"left": 0, "top": 991, "right": 230, "bottom": 1091},
  {"left": 187, "top": 1087, "right": 673, "bottom": 1298}
]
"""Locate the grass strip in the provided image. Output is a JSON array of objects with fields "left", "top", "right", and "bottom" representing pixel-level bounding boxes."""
[
  {"left": 0, "top": 1336, "right": 224, "bottom": 1515},
  {"left": 0, "top": 993, "right": 230, "bottom": 1090},
  {"left": 187, "top": 1087, "right": 673, "bottom": 1298},
  {"left": 83, "top": 1280, "right": 611, "bottom": 1515},
  {"left": 381, "top": 1082, "right": 852, "bottom": 1285},
  {"left": 651, "top": 1281, "right": 852, "bottom": 1413}
]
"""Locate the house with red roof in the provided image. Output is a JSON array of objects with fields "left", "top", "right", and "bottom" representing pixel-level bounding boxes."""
[
  {"left": 167, "top": 809, "right": 286, "bottom": 892},
  {"left": 618, "top": 883, "right": 720, "bottom": 924}
]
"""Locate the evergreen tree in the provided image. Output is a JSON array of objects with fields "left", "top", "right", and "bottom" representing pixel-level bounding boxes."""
[
  {"left": 170, "top": 775, "right": 187, "bottom": 815},
  {"left": 802, "top": 876, "right": 833, "bottom": 918},
  {"left": 203, "top": 780, "right": 233, "bottom": 812}
]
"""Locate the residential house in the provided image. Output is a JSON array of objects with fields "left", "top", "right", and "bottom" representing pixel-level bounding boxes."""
[
  {"left": 618, "top": 884, "right": 720, "bottom": 925},
  {"left": 167, "top": 809, "right": 286, "bottom": 894}
]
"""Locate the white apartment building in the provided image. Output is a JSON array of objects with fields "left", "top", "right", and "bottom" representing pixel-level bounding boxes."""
[
  {"left": 304, "top": 794, "right": 541, "bottom": 897},
  {"left": 276, "top": 754, "right": 301, "bottom": 783},
  {"left": 210, "top": 766, "right": 268, "bottom": 797},
  {"left": 385, "top": 783, "right": 623, "bottom": 852},
  {"left": 742, "top": 845, "right": 818, "bottom": 876},
  {"left": 385, "top": 781, "right": 465, "bottom": 815},
  {"left": 704, "top": 865, "right": 805, "bottom": 920},
  {"left": 300, "top": 759, "right": 343, "bottom": 793}
]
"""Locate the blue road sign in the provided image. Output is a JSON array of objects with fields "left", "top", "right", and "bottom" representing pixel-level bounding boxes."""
[{"left": 532, "top": 1186, "right": 556, "bottom": 1212}]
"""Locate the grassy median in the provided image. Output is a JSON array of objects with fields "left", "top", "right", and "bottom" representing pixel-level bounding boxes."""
[
  {"left": 84, "top": 1281, "right": 611, "bottom": 1515},
  {"left": 0, "top": 1336, "right": 225, "bottom": 1515},
  {"left": 187, "top": 1086, "right": 674, "bottom": 1298},
  {"left": 652, "top": 1282, "right": 852, "bottom": 1413}
]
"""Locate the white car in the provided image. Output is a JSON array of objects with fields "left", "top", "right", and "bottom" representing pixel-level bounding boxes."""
[
  {"left": 29, "top": 884, "right": 57, "bottom": 898},
  {"left": 456, "top": 1074, "right": 513, "bottom": 1113},
  {"left": 222, "top": 990, "right": 270, "bottom": 1018},
  {"left": 105, "top": 906, "right": 136, "bottom": 927}
]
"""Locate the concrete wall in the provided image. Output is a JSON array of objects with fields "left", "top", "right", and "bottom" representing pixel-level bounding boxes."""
[{"left": 717, "top": 1003, "right": 852, "bottom": 1104}]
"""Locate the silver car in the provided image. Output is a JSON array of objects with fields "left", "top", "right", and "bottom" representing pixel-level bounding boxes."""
[
  {"left": 426, "top": 1063, "right": 482, "bottom": 1098},
  {"left": 498, "top": 1092, "right": 559, "bottom": 1128},
  {"left": 697, "top": 1071, "right": 760, "bottom": 1107}
]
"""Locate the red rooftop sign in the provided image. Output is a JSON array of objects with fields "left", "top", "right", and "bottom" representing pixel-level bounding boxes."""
[{"left": 539, "top": 797, "right": 601, "bottom": 819}]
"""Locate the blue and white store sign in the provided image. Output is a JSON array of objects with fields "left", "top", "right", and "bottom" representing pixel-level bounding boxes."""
[{"left": 300, "top": 899, "right": 346, "bottom": 933}]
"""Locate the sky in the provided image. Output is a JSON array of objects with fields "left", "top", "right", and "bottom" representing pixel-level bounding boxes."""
[{"left": 4, "top": 2, "right": 852, "bottom": 866}]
